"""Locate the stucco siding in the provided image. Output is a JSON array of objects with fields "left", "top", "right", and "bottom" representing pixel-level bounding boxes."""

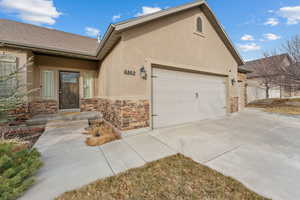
[
  {"left": 100, "top": 7, "right": 238, "bottom": 99},
  {"left": 98, "top": 40, "right": 124, "bottom": 97}
]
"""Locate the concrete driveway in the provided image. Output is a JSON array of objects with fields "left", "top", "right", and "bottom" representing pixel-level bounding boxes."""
[
  {"left": 21, "top": 109, "right": 300, "bottom": 200},
  {"left": 150, "top": 109, "right": 300, "bottom": 200}
]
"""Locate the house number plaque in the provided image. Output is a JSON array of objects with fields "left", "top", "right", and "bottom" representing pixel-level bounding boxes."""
[{"left": 124, "top": 69, "right": 136, "bottom": 76}]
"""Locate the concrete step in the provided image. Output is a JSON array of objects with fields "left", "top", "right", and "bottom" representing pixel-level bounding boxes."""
[{"left": 26, "top": 111, "right": 102, "bottom": 126}]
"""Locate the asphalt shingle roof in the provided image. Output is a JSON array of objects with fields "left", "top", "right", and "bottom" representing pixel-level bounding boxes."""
[
  {"left": 0, "top": 19, "right": 99, "bottom": 56},
  {"left": 241, "top": 54, "right": 290, "bottom": 78}
]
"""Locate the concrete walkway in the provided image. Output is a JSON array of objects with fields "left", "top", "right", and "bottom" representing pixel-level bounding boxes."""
[
  {"left": 20, "top": 119, "right": 177, "bottom": 200},
  {"left": 21, "top": 109, "right": 300, "bottom": 200}
]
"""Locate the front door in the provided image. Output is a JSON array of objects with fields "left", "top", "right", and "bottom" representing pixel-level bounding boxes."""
[{"left": 59, "top": 71, "right": 80, "bottom": 109}]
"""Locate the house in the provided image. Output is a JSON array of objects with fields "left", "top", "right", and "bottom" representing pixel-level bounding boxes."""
[
  {"left": 241, "top": 54, "right": 298, "bottom": 103},
  {"left": 0, "top": 0, "right": 246, "bottom": 132}
]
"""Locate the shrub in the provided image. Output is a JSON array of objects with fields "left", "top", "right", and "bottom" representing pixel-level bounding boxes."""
[{"left": 0, "top": 142, "right": 42, "bottom": 200}]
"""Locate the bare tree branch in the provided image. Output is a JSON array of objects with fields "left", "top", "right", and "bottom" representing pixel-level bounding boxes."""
[{"left": 247, "top": 51, "right": 284, "bottom": 98}]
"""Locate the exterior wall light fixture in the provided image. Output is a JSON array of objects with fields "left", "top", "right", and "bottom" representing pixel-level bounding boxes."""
[
  {"left": 231, "top": 78, "right": 236, "bottom": 86},
  {"left": 140, "top": 66, "right": 147, "bottom": 80}
]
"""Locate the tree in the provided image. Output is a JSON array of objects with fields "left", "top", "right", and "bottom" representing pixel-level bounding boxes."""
[
  {"left": 279, "top": 35, "right": 300, "bottom": 86},
  {"left": 283, "top": 35, "right": 300, "bottom": 62},
  {"left": 272, "top": 35, "right": 300, "bottom": 94},
  {"left": 0, "top": 55, "right": 34, "bottom": 139}
]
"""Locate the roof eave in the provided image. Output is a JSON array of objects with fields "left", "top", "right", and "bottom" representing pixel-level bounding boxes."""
[
  {"left": 96, "top": 24, "right": 116, "bottom": 60},
  {"left": 97, "top": 1, "right": 244, "bottom": 66},
  {"left": 201, "top": 2, "right": 244, "bottom": 66},
  {"left": 0, "top": 40, "right": 98, "bottom": 60},
  {"left": 96, "top": 1, "right": 206, "bottom": 61},
  {"left": 114, "top": 1, "right": 205, "bottom": 32}
]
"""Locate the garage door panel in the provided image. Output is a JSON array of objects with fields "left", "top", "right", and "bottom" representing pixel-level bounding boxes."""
[{"left": 152, "top": 68, "right": 227, "bottom": 128}]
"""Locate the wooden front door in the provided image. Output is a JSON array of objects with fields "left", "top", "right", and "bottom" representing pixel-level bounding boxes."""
[{"left": 59, "top": 71, "right": 80, "bottom": 109}]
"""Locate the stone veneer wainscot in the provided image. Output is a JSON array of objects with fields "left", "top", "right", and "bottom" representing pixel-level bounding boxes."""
[
  {"left": 81, "top": 98, "right": 150, "bottom": 131},
  {"left": 29, "top": 100, "right": 58, "bottom": 115}
]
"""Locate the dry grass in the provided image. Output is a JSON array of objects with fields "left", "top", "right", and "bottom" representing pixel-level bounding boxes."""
[
  {"left": 264, "top": 106, "right": 300, "bottom": 115},
  {"left": 248, "top": 98, "right": 300, "bottom": 115},
  {"left": 56, "top": 154, "right": 269, "bottom": 200}
]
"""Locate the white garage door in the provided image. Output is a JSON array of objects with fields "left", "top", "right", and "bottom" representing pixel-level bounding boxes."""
[{"left": 152, "top": 68, "right": 227, "bottom": 129}]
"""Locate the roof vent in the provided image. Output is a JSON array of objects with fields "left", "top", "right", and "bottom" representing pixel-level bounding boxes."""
[{"left": 97, "top": 34, "right": 101, "bottom": 43}]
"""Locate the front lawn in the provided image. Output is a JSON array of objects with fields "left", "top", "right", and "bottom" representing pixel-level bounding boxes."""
[
  {"left": 248, "top": 98, "right": 300, "bottom": 115},
  {"left": 56, "top": 154, "right": 269, "bottom": 200}
]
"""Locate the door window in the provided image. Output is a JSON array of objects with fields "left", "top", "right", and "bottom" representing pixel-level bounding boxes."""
[{"left": 61, "top": 73, "right": 78, "bottom": 83}]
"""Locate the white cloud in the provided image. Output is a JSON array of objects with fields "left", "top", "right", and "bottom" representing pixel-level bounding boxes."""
[
  {"left": 85, "top": 27, "right": 100, "bottom": 37},
  {"left": 0, "top": 0, "right": 61, "bottom": 25},
  {"left": 238, "top": 43, "right": 261, "bottom": 52},
  {"left": 264, "top": 18, "right": 279, "bottom": 26},
  {"left": 277, "top": 6, "right": 300, "bottom": 25},
  {"left": 263, "top": 33, "right": 281, "bottom": 40},
  {"left": 112, "top": 14, "right": 121, "bottom": 22},
  {"left": 135, "top": 6, "right": 162, "bottom": 17},
  {"left": 241, "top": 34, "right": 254, "bottom": 41}
]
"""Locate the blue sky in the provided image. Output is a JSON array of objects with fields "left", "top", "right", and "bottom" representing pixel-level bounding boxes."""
[{"left": 0, "top": 0, "right": 299, "bottom": 61}]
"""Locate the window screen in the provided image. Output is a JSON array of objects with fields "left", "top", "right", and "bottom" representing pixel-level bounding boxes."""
[
  {"left": 42, "top": 71, "right": 54, "bottom": 98},
  {"left": 0, "top": 55, "right": 17, "bottom": 97},
  {"left": 83, "top": 72, "right": 93, "bottom": 98}
]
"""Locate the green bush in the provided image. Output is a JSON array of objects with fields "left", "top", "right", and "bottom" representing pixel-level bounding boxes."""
[{"left": 0, "top": 142, "right": 42, "bottom": 200}]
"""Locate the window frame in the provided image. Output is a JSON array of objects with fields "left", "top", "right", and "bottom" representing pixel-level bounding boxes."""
[
  {"left": 41, "top": 70, "right": 55, "bottom": 99},
  {"left": 0, "top": 55, "right": 18, "bottom": 98},
  {"left": 83, "top": 72, "right": 93, "bottom": 99},
  {"left": 196, "top": 17, "right": 203, "bottom": 33}
]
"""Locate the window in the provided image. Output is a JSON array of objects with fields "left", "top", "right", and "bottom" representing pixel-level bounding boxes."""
[
  {"left": 196, "top": 17, "right": 203, "bottom": 33},
  {"left": 0, "top": 55, "right": 17, "bottom": 97},
  {"left": 83, "top": 72, "right": 93, "bottom": 98},
  {"left": 42, "top": 70, "right": 54, "bottom": 98}
]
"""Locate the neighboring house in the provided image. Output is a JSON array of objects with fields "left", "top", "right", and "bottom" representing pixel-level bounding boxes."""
[
  {"left": 0, "top": 1, "right": 246, "bottom": 132},
  {"left": 241, "top": 54, "right": 296, "bottom": 103}
]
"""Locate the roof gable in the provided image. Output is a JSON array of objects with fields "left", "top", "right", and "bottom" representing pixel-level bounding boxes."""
[
  {"left": 97, "top": 1, "right": 244, "bottom": 65},
  {"left": 0, "top": 1, "right": 244, "bottom": 65}
]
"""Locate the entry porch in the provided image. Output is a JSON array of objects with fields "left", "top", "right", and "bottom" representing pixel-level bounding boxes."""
[{"left": 28, "top": 54, "right": 99, "bottom": 114}]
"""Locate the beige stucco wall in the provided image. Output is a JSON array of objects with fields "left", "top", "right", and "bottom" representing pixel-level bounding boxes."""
[
  {"left": 98, "top": 40, "right": 123, "bottom": 97},
  {"left": 32, "top": 54, "right": 99, "bottom": 101},
  {"left": 99, "top": 6, "right": 239, "bottom": 112}
]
